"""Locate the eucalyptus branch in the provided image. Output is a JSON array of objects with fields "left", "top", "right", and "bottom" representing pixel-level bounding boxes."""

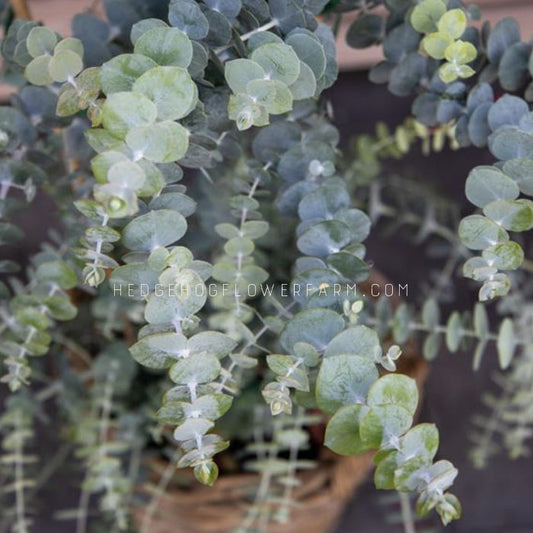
[
  {"left": 0, "top": 1, "right": 486, "bottom": 529},
  {"left": 139, "top": 449, "right": 181, "bottom": 533},
  {"left": 399, "top": 492, "right": 416, "bottom": 533},
  {"left": 238, "top": 414, "right": 284, "bottom": 532},
  {"left": 0, "top": 396, "right": 35, "bottom": 533}
]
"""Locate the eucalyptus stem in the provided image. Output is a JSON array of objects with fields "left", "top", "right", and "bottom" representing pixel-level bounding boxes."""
[
  {"left": 276, "top": 407, "right": 304, "bottom": 523},
  {"left": 14, "top": 412, "right": 28, "bottom": 533},
  {"left": 34, "top": 443, "right": 72, "bottom": 491},
  {"left": 239, "top": 416, "right": 283, "bottom": 532},
  {"left": 408, "top": 321, "right": 499, "bottom": 341},
  {"left": 240, "top": 20, "right": 278, "bottom": 41},
  {"left": 399, "top": 492, "right": 416, "bottom": 533},
  {"left": 215, "top": 19, "right": 279, "bottom": 56},
  {"left": 76, "top": 363, "right": 117, "bottom": 533},
  {"left": 215, "top": 301, "right": 296, "bottom": 395},
  {"left": 75, "top": 483, "right": 91, "bottom": 533},
  {"left": 75, "top": 405, "right": 99, "bottom": 533},
  {"left": 98, "top": 363, "right": 116, "bottom": 449},
  {"left": 425, "top": 244, "right": 462, "bottom": 301},
  {"left": 140, "top": 450, "right": 181, "bottom": 533}
]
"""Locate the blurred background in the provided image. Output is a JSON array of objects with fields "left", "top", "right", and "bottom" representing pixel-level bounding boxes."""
[{"left": 2, "top": 1, "right": 533, "bottom": 532}]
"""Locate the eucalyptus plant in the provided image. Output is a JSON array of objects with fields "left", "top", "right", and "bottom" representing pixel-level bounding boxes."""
[{"left": 0, "top": 0, "right": 532, "bottom": 532}]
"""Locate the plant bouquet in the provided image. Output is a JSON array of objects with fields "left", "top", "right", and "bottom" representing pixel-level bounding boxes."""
[{"left": 1, "top": 0, "right": 532, "bottom": 531}]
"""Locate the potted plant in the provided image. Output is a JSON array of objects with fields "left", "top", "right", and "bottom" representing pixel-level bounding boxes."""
[{"left": 0, "top": 0, "right": 531, "bottom": 531}]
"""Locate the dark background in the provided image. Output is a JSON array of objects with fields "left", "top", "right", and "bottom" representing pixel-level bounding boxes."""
[{"left": 5, "top": 70, "right": 533, "bottom": 532}]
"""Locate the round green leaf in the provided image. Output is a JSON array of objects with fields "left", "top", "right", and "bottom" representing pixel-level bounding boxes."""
[
  {"left": 91, "top": 150, "right": 128, "bottom": 183},
  {"left": 130, "top": 332, "right": 187, "bottom": 369},
  {"left": 389, "top": 53, "right": 426, "bottom": 95},
  {"left": 122, "top": 209, "right": 187, "bottom": 251},
  {"left": 85, "top": 225, "right": 121, "bottom": 244},
  {"left": 144, "top": 273, "right": 206, "bottom": 324},
  {"left": 503, "top": 158, "right": 533, "bottom": 195},
  {"left": 324, "top": 404, "right": 370, "bottom": 455},
  {"left": 423, "top": 332, "right": 441, "bottom": 361},
  {"left": 422, "top": 32, "right": 453, "bottom": 59},
  {"left": 188, "top": 41, "right": 208, "bottom": 78},
  {"left": 173, "top": 418, "right": 213, "bottom": 441},
  {"left": 316, "top": 354, "right": 379, "bottom": 414},
  {"left": 483, "top": 199, "right": 533, "bottom": 231},
  {"left": 188, "top": 332, "right": 237, "bottom": 359},
  {"left": 288, "top": 61, "right": 317, "bottom": 100},
  {"left": 286, "top": 33, "right": 327, "bottom": 78},
  {"left": 228, "top": 94, "right": 269, "bottom": 130},
  {"left": 48, "top": 50, "right": 83, "bottom": 82},
  {"left": 336, "top": 208, "right": 371, "bottom": 242},
  {"left": 367, "top": 374, "right": 419, "bottom": 416},
  {"left": 374, "top": 449, "right": 399, "bottom": 489},
  {"left": 267, "top": 355, "right": 310, "bottom": 391},
  {"left": 133, "top": 66, "right": 198, "bottom": 121},
  {"left": 250, "top": 42, "right": 300, "bottom": 85},
  {"left": 346, "top": 14, "right": 382, "bottom": 49},
  {"left": 326, "top": 251, "right": 369, "bottom": 282},
  {"left": 54, "top": 37, "right": 84, "bottom": 57},
  {"left": 168, "top": 0, "right": 209, "bottom": 40},
  {"left": 410, "top": 0, "right": 446, "bottom": 33},
  {"left": 158, "top": 394, "right": 231, "bottom": 425},
  {"left": 248, "top": 32, "right": 283, "bottom": 51},
  {"left": 225, "top": 59, "right": 265, "bottom": 94},
  {"left": 280, "top": 308, "right": 345, "bottom": 352},
  {"left": 324, "top": 325, "right": 379, "bottom": 360},
  {"left": 149, "top": 192, "right": 196, "bottom": 217},
  {"left": 482, "top": 241, "right": 524, "bottom": 270},
  {"left": 101, "top": 53, "right": 158, "bottom": 94},
  {"left": 444, "top": 40, "right": 477, "bottom": 64},
  {"left": 169, "top": 354, "right": 221, "bottom": 384},
  {"left": 130, "top": 18, "right": 168, "bottom": 44},
  {"left": 487, "top": 95, "right": 528, "bottom": 131},
  {"left": 497, "top": 318, "right": 515, "bottom": 369},
  {"left": 246, "top": 78, "right": 293, "bottom": 115},
  {"left": 126, "top": 121, "right": 189, "bottom": 163},
  {"left": 27, "top": 27, "right": 58, "bottom": 57},
  {"left": 438, "top": 62, "right": 459, "bottom": 83},
  {"left": 134, "top": 27, "right": 193, "bottom": 68},
  {"left": 360, "top": 404, "right": 413, "bottom": 448},
  {"left": 136, "top": 160, "right": 166, "bottom": 197},
  {"left": 297, "top": 220, "right": 352, "bottom": 257},
  {"left": 24, "top": 55, "right": 53, "bottom": 86},
  {"left": 489, "top": 129, "right": 533, "bottom": 161},
  {"left": 102, "top": 91, "right": 157, "bottom": 139},
  {"left": 465, "top": 166, "right": 519, "bottom": 208},
  {"left": 473, "top": 303, "right": 489, "bottom": 342},
  {"left": 35, "top": 260, "right": 77, "bottom": 290},
  {"left": 446, "top": 311, "right": 463, "bottom": 352},
  {"left": 107, "top": 160, "right": 146, "bottom": 189},
  {"left": 400, "top": 423, "right": 439, "bottom": 463},
  {"left": 487, "top": 17, "right": 520, "bottom": 65},
  {"left": 437, "top": 9, "right": 467, "bottom": 39},
  {"left": 459, "top": 215, "right": 509, "bottom": 250},
  {"left": 109, "top": 262, "right": 160, "bottom": 300},
  {"left": 422, "top": 298, "right": 440, "bottom": 329}
]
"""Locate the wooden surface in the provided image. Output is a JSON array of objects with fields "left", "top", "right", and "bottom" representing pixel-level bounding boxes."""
[{"left": 1, "top": 0, "right": 532, "bottom": 101}]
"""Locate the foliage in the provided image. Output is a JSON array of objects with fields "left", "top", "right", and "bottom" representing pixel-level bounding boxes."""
[
  {"left": 2, "top": 0, "right": 533, "bottom": 531},
  {"left": 343, "top": 0, "right": 533, "bottom": 302}
]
